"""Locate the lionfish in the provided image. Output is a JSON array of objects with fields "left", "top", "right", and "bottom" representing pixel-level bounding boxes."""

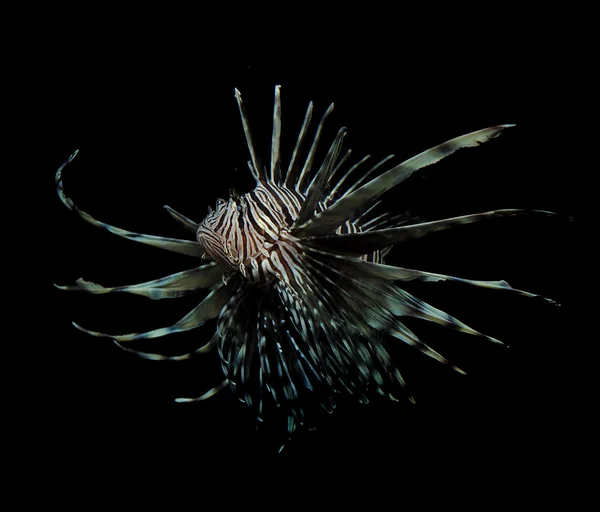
[{"left": 55, "top": 85, "right": 555, "bottom": 446}]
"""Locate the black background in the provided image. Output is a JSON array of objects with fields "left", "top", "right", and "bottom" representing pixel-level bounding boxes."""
[{"left": 42, "top": 25, "right": 580, "bottom": 475}]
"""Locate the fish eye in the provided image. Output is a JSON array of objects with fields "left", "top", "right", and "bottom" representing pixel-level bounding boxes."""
[{"left": 237, "top": 204, "right": 242, "bottom": 212}]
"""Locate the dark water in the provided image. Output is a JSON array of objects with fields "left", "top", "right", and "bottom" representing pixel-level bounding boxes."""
[{"left": 45, "top": 49, "right": 578, "bottom": 471}]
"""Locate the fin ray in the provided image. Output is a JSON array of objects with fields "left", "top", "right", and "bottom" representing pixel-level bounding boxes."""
[
  {"left": 55, "top": 263, "right": 223, "bottom": 300},
  {"left": 294, "top": 125, "right": 515, "bottom": 237},
  {"left": 55, "top": 151, "right": 204, "bottom": 258},
  {"left": 72, "top": 283, "right": 231, "bottom": 342}
]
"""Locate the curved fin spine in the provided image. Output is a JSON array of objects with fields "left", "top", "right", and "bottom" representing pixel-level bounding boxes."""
[
  {"left": 293, "top": 125, "right": 516, "bottom": 237},
  {"left": 55, "top": 151, "right": 204, "bottom": 258},
  {"left": 72, "top": 283, "right": 231, "bottom": 342},
  {"left": 54, "top": 262, "right": 223, "bottom": 300}
]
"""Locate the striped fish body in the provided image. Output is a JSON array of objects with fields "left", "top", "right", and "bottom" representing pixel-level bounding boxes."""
[
  {"left": 198, "top": 183, "right": 302, "bottom": 284},
  {"left": 197, "top": 181, "right": 381, "bottom": 286}
]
